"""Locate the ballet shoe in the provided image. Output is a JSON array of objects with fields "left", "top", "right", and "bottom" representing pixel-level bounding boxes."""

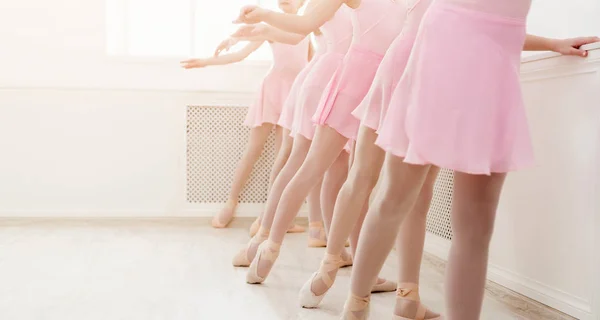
[
  {"left": 246, "top": 240, "right": 281, "bottom": 284},
  {"left": 248, "top": 218, "right": 261, "bottom": 237},
  {"left": 232, "top": 227, "right": 269, "bottom": 267},
  {"left": 371, "top": 278, "right": 397, "bottom": 293},
  {"left": 342, "top": 294, "right": 370, "bottom": 320},
  {"left": 299, "top": 253, "right": 343, "bottom": 308},
  {"left": 287, "top": 223, "right": 306, "bottom": 233},
  {"left": 345, "top": 240, "right": 350, "bottom": 247},
  {"left": 339, "top": 250, "right": 353, "bottom": 268},
  {"left": 249, "top": 219, "right": 303, "bottom": 237},
  {"left": 393, "top": 283, "right": 442, "bottom": 320},
  {"left": 307, "top": 221, "right": 327, "bottom": 247},
  {"left": 212, "top": 203, "right": 236, "bottom": 228}
]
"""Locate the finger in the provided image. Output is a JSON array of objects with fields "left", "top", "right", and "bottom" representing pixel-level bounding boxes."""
[
  {"left": 574, "top": 36, "right": 600, "bottom": 47},
  {"left": 568, "top": 47, "right": 588, "bottom": 57}
]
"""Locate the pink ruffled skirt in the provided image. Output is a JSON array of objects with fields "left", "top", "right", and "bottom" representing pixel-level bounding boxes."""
[
  {"left": 352, "top": 33, "right": 416, "bottom": 131},
  {"left": 244, "top": 67, "right": 299, "bottom": 128},
  {"left": 312, "top": 46, "right": 384, "bottom": 140},
  {"left": 278, "top": 56, "right": 323, "bottom": 130},
  {"left": 292, "top": 52, "right": 346, "bottom": 140},
  {"left": 376, "top": 3, "right": 534, "bottom": 175}
]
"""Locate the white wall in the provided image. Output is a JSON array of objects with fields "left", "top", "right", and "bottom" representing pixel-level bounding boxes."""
[
  {"left": 0, "top": 0, "right": 268, "bottom": 217},
  {"left": 0, "top": 0, "right": 269, "bottom": 91},
  {"left": 527, "top": 0, "right": 600, "bottom": 38},
  {"left": 493, "top": 44, "right": 600, "bottom": 320}
]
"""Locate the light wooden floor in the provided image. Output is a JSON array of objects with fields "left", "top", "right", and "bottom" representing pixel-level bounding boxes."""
[{"left": 0, "top": 219, "right": 574, "bottom": 320}]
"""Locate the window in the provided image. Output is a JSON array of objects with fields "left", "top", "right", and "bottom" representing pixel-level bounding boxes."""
[{"left": 106, "top": 0, "right": 280, "bottom": 60}]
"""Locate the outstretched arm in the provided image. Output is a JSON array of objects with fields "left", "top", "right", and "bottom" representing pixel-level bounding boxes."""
[
  {"left": 181, "top": 41, "right": 263, "bottom": 69},
  {"left": 234, "top": 0, "right": 346, "bottom": 35},
  {"left": 524, "top": 34, "right": 599, "bottom": 57},
  {"left": 231, "top": 24, "right": 306, "bottom": 45}
]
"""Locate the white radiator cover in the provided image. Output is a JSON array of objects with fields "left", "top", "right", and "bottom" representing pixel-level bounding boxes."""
[{"left": 186, "top": 106, "right": 276, "bottom": 204}]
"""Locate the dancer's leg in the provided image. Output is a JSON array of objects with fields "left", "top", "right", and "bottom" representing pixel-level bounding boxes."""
[
  {"left": 248, "top": 125, "right": 347, "bottom": 282},
  {"left": 214, "top": 123, "right": 274, "bottom": 228},
  {"left": 445, "top": 172, "right": 506, "bottom": 320},
  {"left": 320, "top": 151, "right": 349, "bottom": 237},
  {"left": 343, "top": 154, "right": 430, "bottom": 318},
  {"left": 303, "top": 127, "right": 389, "bottom": 302},
  {"left": 394, "top": 167, "right": 441, "bottom": 319},
  {"left": 319, "top": 151, "right": 353, "bottom": 263},
  {"left": 232, "top": 135, "right": 312, "bottom": 266},
  {"left": 327, "top": 127, "right": 383, "bottom": 257},
  {"left": 308, "top": 179, "right": 327, "bottom": 247},
  {"left": 251, "top": 128, "right": 293, "bottom": 236}
]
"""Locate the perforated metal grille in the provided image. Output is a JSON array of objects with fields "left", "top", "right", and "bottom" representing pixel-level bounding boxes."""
[
  {"left": 186, "top": 106, "right": 276, "bottom": 204},
  {"left": 426, "top": 169, "right": 454, "bottom": 240}
]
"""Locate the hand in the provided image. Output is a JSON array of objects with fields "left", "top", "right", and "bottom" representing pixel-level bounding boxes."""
[
  {"left": 233, "top": 5, "right": 268, "bottom": 24},
  {"left": 231, "top": 24, "right": 269, "bottom": 39},
  {"left": 180, "top": 58, "right": 208, "bottom": 69},
  {"left": 214, "top": 38, "right": 238, "bottom": 57},
  {"left": 551, "top": 36, "right": 600, "bottom": 57}
]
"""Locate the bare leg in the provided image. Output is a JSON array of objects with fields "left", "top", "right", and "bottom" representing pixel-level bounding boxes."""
[
  {"left": 394, "top": 167, "right": 441, "bottom": 319},
  {"left": 445, "top": 172, "right": 506, "bottom": 320},
  {"left": 232, "top": 135, "right": 312, "bottom": 266},
  {"left": 344, "top": 154, "right": 430, "bottom": 319},
  {"left": 248, "top": 125, "right": 347, "bottom": 283},
  {"left": 214, "top": 123, "right": 274, "bottom": 228}
]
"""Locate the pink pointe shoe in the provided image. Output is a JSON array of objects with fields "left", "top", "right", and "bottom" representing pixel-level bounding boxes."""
[
  {"left": 212, "top": 203, "right": 236, "bottom": 228},
  {"left": 393, "top": 283, "right": 441, "bottom": 320},
  {"left": 307, "top": 221, "right": 350, "bottom": 248},
  {"left": 342, "top": 294, "right": 370, "bottom": 320},
  {"left": 372, "top": 278, "right": 397, "bottom": 293},
  {"left": 246, "top": 240, "right": 281, "bottom": 284},
  {"left": 308, "top": 221, "right": 327, "bottom": 247},
  {"left": 232, "top": 227, "right": 269, "bottom": 267},
  {"left": 250, "top": 218, "right": 305, "bottom": 237}
]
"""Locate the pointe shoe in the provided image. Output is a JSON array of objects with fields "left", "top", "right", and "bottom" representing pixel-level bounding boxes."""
[
  {"left": 287, "top": 224, "right": 306, "bottom": 233},
  {"left": 342, "top": 294, "right": 370, "bottom": 320},
  {"left": 249, "top": 218, "right": 261, "bottom": 237},
  {"left": 371, "top": 278, "right": 397, "bottom": 293},
  {"left": 246, "top": 240, "right": 281, "bottom": 284},
  {"left": 232, "top": 227, "right": 269, "bottom": 267},
  {"left": 299, "top": 253, "right": 343, "bottom": 308},
  {"left": 212, "top": 203, "right": 236, "bottom": 228},
  {"left": 339, "top": 250, "right": 353, "bottom": 268},
  {"left": 393, "top": 283, "right": 442, "bottom": 320},
  {"left": 308, "top": 221, "right": 327, "bottom": 247}
]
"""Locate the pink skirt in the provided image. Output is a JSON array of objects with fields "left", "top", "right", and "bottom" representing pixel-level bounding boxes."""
[
  {"left": 292, "top": 52, "right": 346, "bottom": 140},
  {"left": 376, "top": 3, "right": 534, "bottom": 175},
  {"left": 312, "top": 46, "right": 384, "bottom": 140},
  {"left": 352, "top": 33, "right": 416, "bottom": 131},
  {"left": 244, "top": 68, "right": 298, "bottom": 128},
  {"left": 278, "top": 56, "right": 322, "bottom": 131}
]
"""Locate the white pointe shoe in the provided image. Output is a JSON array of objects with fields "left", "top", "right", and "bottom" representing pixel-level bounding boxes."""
[
  {"left": 246, "top": 240, "right": 280, "bottom": 284},
  {"left": 298, "top": 254, "right": 342, "bottom": 308}
]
